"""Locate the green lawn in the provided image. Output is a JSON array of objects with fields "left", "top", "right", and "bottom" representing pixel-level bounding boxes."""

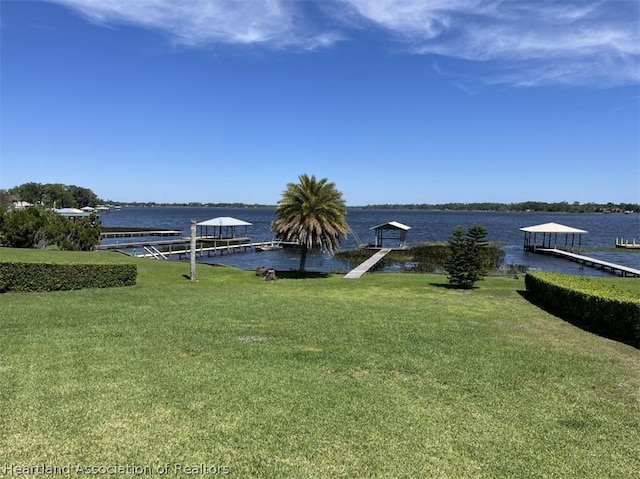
[{"left": 1, "top": 248, "right": 639, "bottom": 478}]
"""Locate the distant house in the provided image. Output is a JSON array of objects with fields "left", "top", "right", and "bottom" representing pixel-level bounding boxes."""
[
  {"left": 12, "top": 200, "right": 32, "bottom": 210},
  {"left": 53, "top": 208, "right": 91, "bottom": 219}
]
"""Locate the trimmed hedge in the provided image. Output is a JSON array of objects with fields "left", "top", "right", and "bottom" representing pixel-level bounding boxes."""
[
  {"left": 525, "top": 272, "right": 640, "bottom": 347},
  {"left": 0, "top": 262, "right": 137, "bottom": 293}
]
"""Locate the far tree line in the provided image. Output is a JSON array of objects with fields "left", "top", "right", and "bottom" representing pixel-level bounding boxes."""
[
  {"left": 2, "top": 182, "right": 636, "bottom": 213},
  {"left": 1, "top": 183, "right": 101, "bottom": 209},
  {"left": 362, "top": 201, "right": 640, "bottom": 213}
]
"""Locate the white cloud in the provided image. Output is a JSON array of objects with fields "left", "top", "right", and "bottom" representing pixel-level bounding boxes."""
[
  {"left": 47, "top": 0, "right": 640, "bottom": 87},
  {"left": 49, "top": 0, "right": 342, "bottom": 50},
  {"left": 338, "top": 0, "right": 640, "bottom": 87}
]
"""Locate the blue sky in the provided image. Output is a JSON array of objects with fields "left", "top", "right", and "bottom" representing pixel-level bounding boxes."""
[{"left": 1, "top": 0, "right": 639, "bottom": 205}]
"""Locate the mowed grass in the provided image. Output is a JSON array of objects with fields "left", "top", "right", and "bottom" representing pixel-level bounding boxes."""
[{"left": 1, "top": 248, "right": 639, "bottom": 478}]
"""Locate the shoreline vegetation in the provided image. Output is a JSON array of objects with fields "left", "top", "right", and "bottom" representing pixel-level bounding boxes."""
[
  {"left": 102, "top": 201, "right": 640, "bottom": 213},
  {"left": 335, "top": 242, "right": 506, "bottom": 275},
  {"left": 4, "top": 183, "right": 638, "bottom": 213}
]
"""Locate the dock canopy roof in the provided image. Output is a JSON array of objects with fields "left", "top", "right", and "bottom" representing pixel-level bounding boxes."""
[
  {"left": 53, "top": 207, "right": 90, "bottom": 218},
  {"left": 520, "top": 222, "right": 587, "bottom": 234},
  {"left": 370, "top": 221, "right": 411, "bottom": 231},
  {"left": 197, "top": 217, "right": 252, "bottom": 227},
  {"left": 370, "top": 221, "right": 411, "bottom": 249},
  {"left": 520, "top": 222, "right": 587, "bottom": 253},
  {"left": 196, "top": 216, "right": 252, "bottom": 240}
]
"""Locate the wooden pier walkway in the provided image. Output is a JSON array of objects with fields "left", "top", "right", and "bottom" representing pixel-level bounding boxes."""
[
  {"left": 98, "top": 236, "right": 297, "bottom": 259},
  {"left": 101, "top": 230, "right": 182, "bottom": 239},
  {"left": 536, "top": 248, "right": 640, "bottom": 278},
  {"left": 98, "top": 236, "right": 251, "bottom": 250},
  {"left": 343, "top": 249, "right": 392, "bottom": 279},
  {"left": 139, "top": 241, "right": 257, "bottom": 258}
]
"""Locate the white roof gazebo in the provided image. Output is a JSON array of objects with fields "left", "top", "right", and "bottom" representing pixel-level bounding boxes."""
[
  {"left": 53, "top": 207, "right": 91, "bottom": 219},
  {"left": 370, "top": 221, "right": 411, "bottom": 249},
  {"left": 520, "top": 222, "right": 587, "bottom": 253},
  {"left": 13, "top": 201, "right": 32, "bottom": 210},
  {"left": 196, "top": 217, "right": 252, "bottom": 239}
]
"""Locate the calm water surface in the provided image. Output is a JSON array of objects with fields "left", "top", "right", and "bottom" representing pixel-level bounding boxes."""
[{"left": 100, "top": 207, "right": 640, "bottom": 276}]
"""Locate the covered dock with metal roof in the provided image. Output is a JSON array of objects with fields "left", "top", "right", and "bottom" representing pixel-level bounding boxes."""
[
  {"left": 370, "top": 221, "right": 411, "bottom": 249},
  {"left": 53, "top": 207, "right": 91, "bottom": 219},
  {"left": 520, "top": 222, "right": 588, "bottom": 253},
  {"left": 196, "top": 216, "right": 252, "bottom": 239}
]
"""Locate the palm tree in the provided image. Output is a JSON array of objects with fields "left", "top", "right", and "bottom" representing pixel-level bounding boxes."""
[{"left": 271, "top": 174, "right": 349, "bottom": 277}]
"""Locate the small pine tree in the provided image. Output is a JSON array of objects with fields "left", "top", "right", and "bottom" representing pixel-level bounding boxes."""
[
  {"left": 445, "top": 223, "right": 489, "bottom": 288},
  {"left": 445, "top": 225, "right": 469, "bottom": 286}
]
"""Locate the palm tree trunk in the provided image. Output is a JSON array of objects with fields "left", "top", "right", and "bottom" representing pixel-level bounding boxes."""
[{"left": 298, "top": 245, "right": 308, "bottom": 277}]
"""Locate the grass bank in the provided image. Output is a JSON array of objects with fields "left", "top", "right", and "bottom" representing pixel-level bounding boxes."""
[{"left": 1, "top": 248, "right": 639, "bottom": 478}]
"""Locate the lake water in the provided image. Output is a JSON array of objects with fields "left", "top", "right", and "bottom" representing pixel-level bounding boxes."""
[{"left": 100, "top": 207, "right": 640, "bottom": 276}]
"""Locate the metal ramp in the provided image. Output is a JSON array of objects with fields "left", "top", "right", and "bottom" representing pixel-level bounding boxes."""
[
  {"left": 343, "top": 249, "right": 392, "bottom": 279},
  {"left": 349, "top": 228, "right": 367, "bottom": 248},
  {"left": 143, "top": 245, "right": 168, "bottom": 259}
]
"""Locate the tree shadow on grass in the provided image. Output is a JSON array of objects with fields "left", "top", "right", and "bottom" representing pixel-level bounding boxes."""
[
  {"left": 429, "top": 282, "right": 479, "bottom": 290},
  {"left": 517, "top": 290, "right": 639, "bottom": 349},
  {"left": 275, "top": 270, "right": 330, "bottom": 279}
]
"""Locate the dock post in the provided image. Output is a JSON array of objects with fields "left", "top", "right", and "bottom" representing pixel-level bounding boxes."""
[{"left": 190, "top": 220, "right": 196, "bottom": 281}]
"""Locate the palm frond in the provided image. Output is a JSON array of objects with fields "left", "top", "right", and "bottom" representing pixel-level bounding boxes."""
[{"left": 272, "top": 174, "right": 349, "bottom": 272}]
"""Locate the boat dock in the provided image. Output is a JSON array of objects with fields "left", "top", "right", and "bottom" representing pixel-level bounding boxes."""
[
  {"left": 138, "top": 240, "right": 288, "bottom": 259},
  {"left": 98, "top": 236, "right": 247, "bottom": 250},
  {"left": 521, "top": 221, "right": 640, "bottom": 277},
  {"left": 98, "top": 236, "right": 296, "bottom": 259},
  {"left": 535, "top": 248, "right": 640, "bottom": 278},
  {"left": 343, "top": 249, "right": 392, "bottom": 279},
  {"left": 615, "top": 238, "right": 640, "bottom": 249},
  {"left": 101, "top": 230, "right": 182, "bottom": 239}
]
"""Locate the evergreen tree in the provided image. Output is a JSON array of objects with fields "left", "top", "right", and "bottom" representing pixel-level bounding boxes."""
[
  {"left": 68, "top": 185, "right": 99, "bottom": 208},
  {"left": 445, "top": 226, "right": 469, "bottom": 286},
  {"left": 445, "top": 223, "right": 489, "bottom": 288}
]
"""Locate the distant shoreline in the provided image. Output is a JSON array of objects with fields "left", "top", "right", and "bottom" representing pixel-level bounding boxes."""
[{"left": 108, "top": 202, "right": 640, "bottom": 214}]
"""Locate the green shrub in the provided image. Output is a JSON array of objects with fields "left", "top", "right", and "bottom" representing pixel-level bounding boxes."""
[
  {"left": 525, "top": 272, "right": 640, "bottom": 347},
  {"left": 0, "top": 207, "right": 101, "bottom": 251},
  {"left": 0, "top": 207, "right": 49, "bottom": 248},
  {"left": 445, "top": 224, "right": 492, "bottom": 288},
  {"left": 0, "top": 262, "right": 137, "bottom": 293},
  {"left": 403, "top": 243, "right": 449, "bottom": 273}
]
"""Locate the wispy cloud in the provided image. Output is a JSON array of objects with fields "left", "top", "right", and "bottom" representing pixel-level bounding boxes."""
[
  {"left": 47, "top": 0, "right": 640, "bottom": 87},
  {"left": 338, "top": 0, "right": 640, "bottom": 87},
  {"left": 49, "top": 0, "right": 343, "bottom": 50}
]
